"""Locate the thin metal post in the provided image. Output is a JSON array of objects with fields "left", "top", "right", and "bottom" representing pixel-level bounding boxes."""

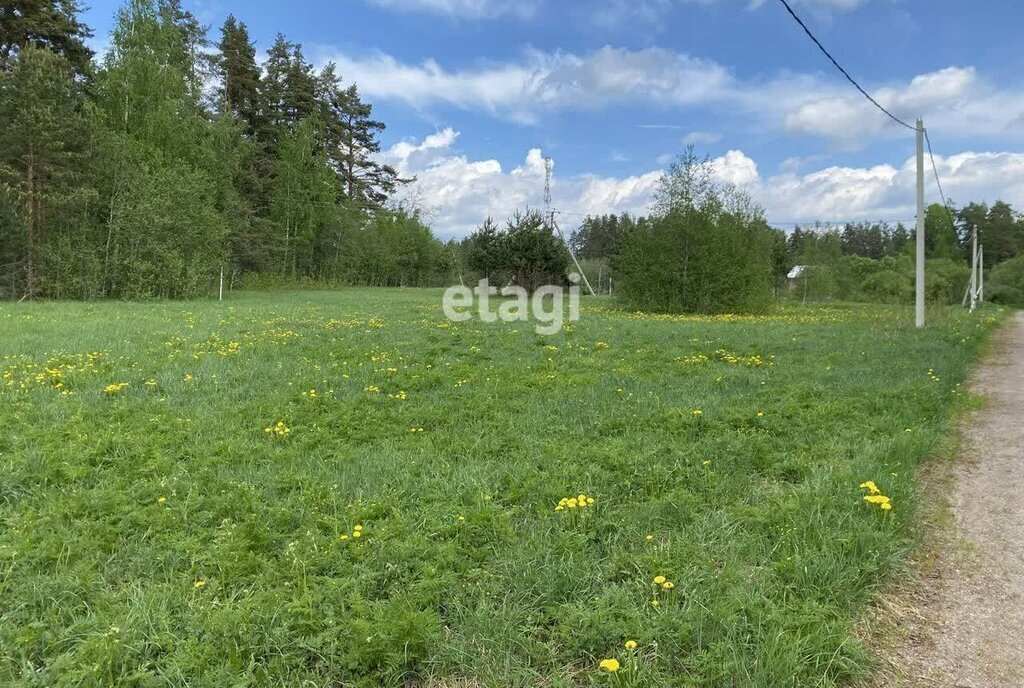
[{"left": 219, "top": 266, "right": 224, "bottom": 302}]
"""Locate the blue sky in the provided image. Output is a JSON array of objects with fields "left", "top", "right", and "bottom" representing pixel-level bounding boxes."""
[{"left": 82, "top": 0, "right": 1024, "bottom": 237}]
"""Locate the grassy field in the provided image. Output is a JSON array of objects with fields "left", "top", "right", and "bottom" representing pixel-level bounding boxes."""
[{"left": 0, "top": 290, "right": 1002, "bottom": 687}]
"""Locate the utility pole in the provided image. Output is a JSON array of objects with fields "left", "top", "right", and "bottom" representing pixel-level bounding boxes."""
[
  {"left": 970, "top": 225, "right": 978, "bottom": 312},
  {"left": 915, "top": 118, "right": 926, "bottom": 328},
  {"left": 219, "top": 266, "right": 224, "bottom": 302},
  {"left": 979, "top": 245, "right": 984, "bottom": 302}
]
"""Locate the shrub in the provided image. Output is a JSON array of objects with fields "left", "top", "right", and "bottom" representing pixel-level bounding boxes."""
[
  {"left": 988, "top": 254, "right": 1024, "bottom": 305},
  {"left": 925, "top": 258, "right": 970, "bottom": 304},
  {"left": 860, "top": 270, "right": 912, "bottom": 303},
  {"left": 465, "top": 211, "right": 570, "bottom": 291}
]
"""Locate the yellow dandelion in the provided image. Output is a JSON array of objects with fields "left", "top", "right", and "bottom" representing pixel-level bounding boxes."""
[
  {"left": 662, "top": 581, "right": 675, "bottom": 590},
  {"left": 645, "top": 534, "right": 654, "bottom": 542},
  {"left": 193, "top": 580, "right": 206, "bottom": 589},
  {"left": 624, "top": 640, "right": 637, "bottom": 650},
  {"left": 598, "top": 658, "right": 620, "bottom": 673},
  {"left": 157, "top": 496, "right": 167, "bottom": 503},
  {"left": 652, "top": 575, "right": 666, "bottom": 585}
]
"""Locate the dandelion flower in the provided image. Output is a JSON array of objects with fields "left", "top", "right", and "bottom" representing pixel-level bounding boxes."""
[
  {"left": 157, "top": 496, "right": 167, "bottom": 503},
  {"left": 624, "top": 640, "right": 637, "bottom": 650},
  {"left": 598, "top": 658, "right": 620, "bottom": 673},
  {"left": 662, "top": 581, "right": 675, "bottom": 590},
  {"left": 859, "top": 481, "right": 881, "bottom": 495},
  {"left": 193, "top": 580, "right": 206, "bottom": 589},
  {"left": 653, "top": 575, "right": 666, "bottom": 585},
  {"left": 645, "top": 534, "right": 654, "bottom": 542},
  {"left": 881, "top": 502, "right": 893, "bottom": 511}
]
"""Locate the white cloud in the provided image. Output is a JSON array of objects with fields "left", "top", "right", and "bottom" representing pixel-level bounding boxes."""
[
  {"left": 711, "top": 150, "right": 760, "bottom": 186},
  {"left": 682, "top": 131, "right": 722, "bottom": 145},
  {"left": 784, "top": 66, "right": 1024, "bottom": 146},
  {"left": 327, "top": 46, "right": 733, "bottom": 124},
  {"left": 326, "top": 46, "right": 1024, "bottom": 148},
  {"left": 384, "top": 130, "right": 1024, "bottom": 237}
]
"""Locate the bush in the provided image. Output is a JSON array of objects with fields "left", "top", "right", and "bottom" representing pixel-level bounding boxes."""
[
  {"left": 464, "top": 210, "right": 570, "bottom": 291},
  {"left": 925, "top": 258, "right": 970, "bottom": 304},
  {"left": 613, "top": 150, "right": 772, "bottom": 314},
  {"left": 860, "top": 270, "right": 912, "bottom": 303},
  {"left": 988, "top": 254, "right": 1024, "bottom": 305}
]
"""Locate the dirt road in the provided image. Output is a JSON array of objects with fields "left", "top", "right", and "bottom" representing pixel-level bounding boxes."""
[{"left": 895, "top": 311, "right": 1024, "bottom": 686}]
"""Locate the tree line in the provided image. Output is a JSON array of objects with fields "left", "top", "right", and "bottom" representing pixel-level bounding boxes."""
[
  {"left": 565, "top": 154, "right": 1024, "bottom": 310},
  {"left": 0, "top": 0, "right": 456, "bottom": 300}
]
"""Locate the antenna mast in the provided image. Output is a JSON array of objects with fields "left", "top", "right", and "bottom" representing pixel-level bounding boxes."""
[
  {"left": 544, "top": 156, "right": 554, "bottom": 229},
  {"left": 542, "top": 154, "right": 595, "bottom": 296}
]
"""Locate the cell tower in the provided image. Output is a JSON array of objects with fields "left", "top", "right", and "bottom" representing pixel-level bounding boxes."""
[
  {"left": 542, "top": 154, "right": 595, "bottom": 296},
  {"left": 544, "top": 156, "right": 554, "bottom": 229}
]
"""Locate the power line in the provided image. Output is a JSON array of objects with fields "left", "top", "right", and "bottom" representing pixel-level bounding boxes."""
[
  {"left": 923, "top": 128, "right": 959, "bottom": 230},
  {"left": 775, "top": 0, "right": 916, "bottom": 131}
]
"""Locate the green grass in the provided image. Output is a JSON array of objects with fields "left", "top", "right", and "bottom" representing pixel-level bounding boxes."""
[{"left": 0, "top": 290, "right": 1004, "bottom": 687}]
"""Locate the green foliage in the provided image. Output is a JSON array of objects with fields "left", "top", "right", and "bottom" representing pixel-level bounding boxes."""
[
  {"left": 924, "top": 258, "right": 970, "bottom": 305},
  {"left": 987, "top": 254, "right": 1024, "bottom": 305},
  {"left": 0, "top": 290, "right": 1004, "bottom": 685},
  {"left": 465, "top": 211, "right": 570, "bottom": 290},
  {"left": 959, "top": 201, "right": 1024, "bottom": 267},
  {"left": 0, "top": 44, "right": 94, "bottom": 299},
  {"left": 615, "top": 150, "right": 772, "bottom": 314},
  {"left": 0, "top": 0, "right": 442, "bottom": 300},
  {"left": 569, "top": 213, "right": 646, "bottom": 260},
  {"left": 925, "top": 203, "right": 961, "bottom": 260},
  {"left": 860, "top": 269, "right": 912, "bottom": 303},
  {"left": 0, "top": 0, "right": 94, "bottom": 76}
]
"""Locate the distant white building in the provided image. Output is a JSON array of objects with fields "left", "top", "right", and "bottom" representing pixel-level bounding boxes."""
[{"left": 787, "top": 265, "right": 807, "bottom": 281}]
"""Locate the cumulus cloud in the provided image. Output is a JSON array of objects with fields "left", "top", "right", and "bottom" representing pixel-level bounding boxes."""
[
  {"left": 383, "top": 130, "right": 1024, "bottom": 237},
  {"left": 784, "top": 66, "right": 1024, "bottom": 146}
]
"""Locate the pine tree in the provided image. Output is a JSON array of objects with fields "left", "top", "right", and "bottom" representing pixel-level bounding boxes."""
[
  {"left": 0, "top": 0, "right": 93, "bottom": 76},
  {"left": 318, "top": 68, "right": 406, "bottom": 207},
  {"left": 217, "top": 16, "right": 263, "bottom": 136},
  {"left": 262, "top": 35, "right": 317, "bottom": 135},
  {"left": 0, "top": 45, "right": 91, "bottom": 298}
]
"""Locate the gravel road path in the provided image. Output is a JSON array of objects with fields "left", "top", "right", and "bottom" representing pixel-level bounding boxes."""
[{"left": 896, "top": 311, "right": 1024, "bottom": 687}]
